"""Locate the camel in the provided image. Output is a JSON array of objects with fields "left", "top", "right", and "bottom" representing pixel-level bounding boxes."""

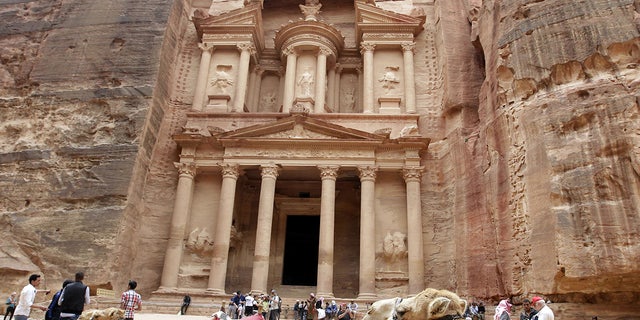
[
  {"left": 362, "top": 288, "right": 467, "bottom": 320},
  {"left": 77, "top": 307, "right": 125, "bottom": 320}
]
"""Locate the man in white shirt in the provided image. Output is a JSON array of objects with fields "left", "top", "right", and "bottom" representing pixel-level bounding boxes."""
[
  {"left": 244, "top": 293, "right": 255, "bottom": 316},
  {"left": 531, "top": 296, "right": 554, "bottom": 320},
  {"left": 14, "top": 274, "right": 50, "bottom": 320}
]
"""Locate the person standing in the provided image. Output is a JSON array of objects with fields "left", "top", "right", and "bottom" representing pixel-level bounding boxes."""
[
  {"left": 244, "top": 293, "right": 254, "bottom": 316},
  {"left": 494, "top": 299, "right": 512, "bottom": 320},
  {"left": 181, "top": 295, "right": 191, "bottom": 315},
  {"left": 45, "top": 280, "right": 73, "bottom": 320},
  {"left": 4, "top": 292, "right": 16, "bottom": 320},
  {"left": 531, "top": 297, "right": 554, "bottom": 320},
  {"left": 58, "top": 272, "right": 90, "bottom": 320},
  {"left": 519, "top": 299, "right": 537, "bottom": 320},
  {"left": 336, "top": 304, "right": 351, "bottom": 320},
  {"left": 120, "top": 280, "right": 142, "bottom": 320},
  {"left": 269, "top": 290, "right": 281, "bottom": 320},
  {"left": 14, "top": 274, "right": 50, "bottom": 320}
]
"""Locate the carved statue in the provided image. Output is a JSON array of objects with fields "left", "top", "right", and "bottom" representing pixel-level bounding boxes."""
[
  {"left": 383, "top": 231, "right": 407, "bottom": 260},
  {"left": 378, "top": 66, "right": 400, "bottom": 94},
  {"left": 260, "top": 91, "right": 277, "bottom": 111},
  {"left": 186, "top": 227, "right": 214, "bottom": 254},
  {"left": 400, "top": 124, "right": 420, "bottom": 137},
  {"left": 343, "top": 87, "right": 356, "bottom": 112},
  {"left": 297, "top": 68, "right": 315, "bottom": 97},
  {"left": 210, "top": 65, "right": 234, "bottom": 94}
]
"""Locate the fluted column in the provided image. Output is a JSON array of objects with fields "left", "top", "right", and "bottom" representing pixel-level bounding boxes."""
[
  {"left": 317, "top": 165, "right": 339, "bottom": 298},
  {"left": 402, "top": 42, "right": 417, "bottom": 114},
  {"left": 282, "top": 47, "right": 298, "bottom": 113},
  {"left": 233, "top": 43, "right": 254, "bottom": 112},
  {"left": 277, "top": 66, "right": 286, "bottom": 112},
  {"left": 327, "top": 66, "right": 335, "bottom": 111},
  {"left": 403, "top": 166, "right": 425, "bottom": 294},
  {"left": 250, "top": 164, "right": 280, "bottom": 295},
  {"left": 246, "top": 67, "right": 257, "bottom": 111},
  {"left": 361, "top": 43, "right": 376, "bottom": 113},
  {"left": 357, "top": 166, "right": 377, "bottom": 299},
  {"left": 334, "top": 64, "right": 342, "bottom": 110},
  {"left": 250, "top": 66, "right": 264, "bottom": 112},
  {"left": 193, "top": 43, "right": 214, "bottom": 111},
  {"left": 160, "top": 162, "right": 196, "bottom": 289},
  {"left": 207, "top": 163, "right": 241, "bottom": 294},
  {"left": 314, "top": 47, "right": 330, "bottom": 113}
]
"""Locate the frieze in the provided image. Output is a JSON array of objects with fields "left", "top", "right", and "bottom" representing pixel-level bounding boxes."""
[
  {"left": 261, "top": 126, "right": 339, "bottom": 139},
  {"left": 362, "top": 33, "right": 414, "bottom": 40},
  {"left": 225, "top": 147, "right": 371, "bottom": 159}
]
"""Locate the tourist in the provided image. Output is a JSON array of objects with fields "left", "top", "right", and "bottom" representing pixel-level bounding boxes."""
[
  {"left": 14, "top": 274, "right": 50, "bottom": 320},
  {"left": 120, "top": 280, "right": 142, "bottom": 320},
  {"left": 244, "top": 293, "right": 255, "bottom": 316},
  {"left": 519, "top": 299, "right": 536, "bottom": 320},
  {"left": 327, "top": 301, "right": 337, "bottom": 320},
  {"left": 269, "top": 289, "right": 281, "bottom": 320},
  {"left": 307, "top": 293, "right": 317, "bottom": 320},
  {"left": 531, "top": 297, "right": 553, "bottom": 320},
  {"left": 212, "top": 305, "right": 229, "bottom": 320},
  {"left": 337, "top": 303, "right": 351, "bottom": 320},
  {"left": 348, "top": 301, "right": 358, "bottom": 319},
  {"left": 4, "top": 292, "right": 16, "bottom": 320},
  {"left": 477, "top": 302, "right": 486, "bottom": 320},
  {"left": 45, "top": 279, "right": 72, "bottom": 320},
  {"left": 299, "top": 300, "right": 308, "bottom": 320},
  {"left": 59, "top": 271, "right": 90, "bottom": 320},
  {"left": 181, "top": 294, "right": 191, "bottom": 315},
  {"left": 494, "top": 299, "right": 512, "bottom": 320}
]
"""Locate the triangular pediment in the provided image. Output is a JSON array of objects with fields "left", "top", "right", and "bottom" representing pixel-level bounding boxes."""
[
  {"left": 355, "top": 2, "right": 425, "bottom": 43},
  {"left": 217, "top": 114, "right": 386, "bottom": 142}
]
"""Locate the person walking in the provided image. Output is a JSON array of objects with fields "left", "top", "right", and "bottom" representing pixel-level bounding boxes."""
[
  {"left": 181, "top": 295, "right": 191, "bottom": 315},
  {"left": 14, "top": 274, "right": 50, "bottom": 320},
  {"left": 531, "top": 297, "right": 554, "bottom": 320},
  {"left": 494, "top": 299, "right": 512, "bottom": 320},
  {"left": 4, "top": 292, "right": 16, "bottom": 320},
  {"left": 120, "top": 280, "right": 142, "bottom": 320},
  {"left": 58, "top": 272, "right": 90, "bottom": 320},
  {"left": 45, "top": 280, "right": 73, "bottom": 320}
]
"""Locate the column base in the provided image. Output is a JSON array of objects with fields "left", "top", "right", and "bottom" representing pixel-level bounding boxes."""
[
  {"left": 206, "top": 288, "right": 226, "bottom": 295},
  {"left": 357, "top": 293, "right": 377, "bottom": 300},
  {"left": 316, "top": 292, "right": 335, "bottom": 299}
]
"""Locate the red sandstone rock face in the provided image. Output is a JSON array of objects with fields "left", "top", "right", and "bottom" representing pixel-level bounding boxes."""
[{"left": 1, "top": 1, "right": 639, "bottom": 318}]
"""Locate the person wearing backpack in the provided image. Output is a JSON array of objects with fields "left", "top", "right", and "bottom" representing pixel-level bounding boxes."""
[
  {"left": 45, "top": 280, "right": 73, "bottom": 320},
  {"left": 269, "top": 290, "right": 281, "bottom": 320}
]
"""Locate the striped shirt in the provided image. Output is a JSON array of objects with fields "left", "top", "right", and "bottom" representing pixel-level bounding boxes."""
[{"left": 120, "top": 289, "right": 142, "bottom": 318}]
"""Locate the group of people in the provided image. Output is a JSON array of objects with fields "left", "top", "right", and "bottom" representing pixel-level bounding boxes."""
[
  {"left": 4, "top": 272, "right": 142, "bottom": 320},
  {"left": 293, "top": 293, "right": 359, "bottom": 320},
  {"left": 211, "top": 289, "right": 281, "bottom": 320},
  {"left": 492, "top": 297, "right": 554, "bottom": 320}
]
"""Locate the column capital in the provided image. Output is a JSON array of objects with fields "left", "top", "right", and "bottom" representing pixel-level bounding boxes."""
[
  {"left": 318, "top": 46, "right": 332, "bottom": 57},
  {"left": 220, "top": 163, "right": 241, "bottom": 179},
  {"left": 357, "top": 166, "right": 378, "bottom": 182},
  {"left": 402, "top": 166, "right": 424, "bottom": 182},
  {"left": 401, "top": 42, "right": 416, "bottom": 53},
  {"left": 198, "top": 42, "right": 214, "bottom": 53},
  {"left": 174, "top": 162, "right": 196, "bottom": 177},
  {"left": 260, "top": 164, "right": 280, "bottom": 179},
  {"left": 360, "top": 42, "right": 376, "bottom": 54},
  {"left": 335, "top": 63, "right": 343, "bottom": 74},
  {"left": 318, "top": 165, "right": 340, "bottom": 180},
  {"left": 253, "top": 65, "right": 265, "bottom": 76},
  {"left": 237, "top": 42, "right": 256, "bottom": 54},
  {"left": 283, "top": 46, "right": 298, "bottom": 57}
]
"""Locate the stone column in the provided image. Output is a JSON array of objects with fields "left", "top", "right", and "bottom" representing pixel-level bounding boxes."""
[
  {"left": 401, "top": 42, "right": 417, "bottom": 114},
  {"left": 317, "top": 165, "right": 339, "bottom": 298},
  {"left": 246, "top": 67, "right": 257, "bottom": 112},
  {"left": 193, "top": 43, "right": 214, "bottom": 111},
  {"left": 334, "top": 64, "right": 342, "bottom": 111},
  {"left": 160, "top": 162, "right": 196, "bottom": 289},
  {"left": 277, "top": 66, "right": 286, "bottom": 112},
  {"left": 357, "top": 166, "right": 377, "bottom": 299},
  {"left": 403, "top": 166, "right": 425, "bottom": 294},
  {"left": 355, "top": 66, "right": 362, "bottom": 112},
  {"left": 250, "top": 164, "right": 280, "bottom": 295},
  {"left": 314, "top": 47, "right": 330, "bottom": 113},
  {"left": 361, "top": 43, "right": 376, "bottom": 113},
  {"left": 282, "top": 47, "right": 298, "bottom": 113},
  {"left": 327, "top": 66, "right": 335, "bottom": 111},
  {"left": 233, "top": 43, "right": 254, "bottom": 112},
  {"left": 207, "top": 163, "right": 241, "bottom": 294},
  {"left": 250, "top": 66, "right": 264, "bottom": 112}
]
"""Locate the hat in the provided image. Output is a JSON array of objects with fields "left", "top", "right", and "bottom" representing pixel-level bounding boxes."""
[{"left": 531, "top": 297, "right": 543, "bottom": 304}]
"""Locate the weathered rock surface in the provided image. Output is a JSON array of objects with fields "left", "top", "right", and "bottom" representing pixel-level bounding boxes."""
[{"left": 1, "top": 0, "right": 639, "bottom": 318}]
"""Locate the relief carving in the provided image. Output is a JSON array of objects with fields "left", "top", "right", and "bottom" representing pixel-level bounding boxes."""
[
  {"left": 186, "top": 227, "right": 214, "bottom": 255},
  {"left": 260, "top": 91, "right": 277, "bottom": 110},
  {"left": 297, "top": 68, "right": 315, "bottom": 97},
  {"left": 383, "top": 231, "right": 408, "bottom": 260},
  {"left": 210, "top": 65, "right": 234, "bottom": 94},
  {"left": 378, "top": 66, "right": 400, "bottom": 94}
]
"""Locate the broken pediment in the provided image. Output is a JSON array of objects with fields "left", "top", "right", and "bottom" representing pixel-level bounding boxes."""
[
  {"left": 355, "top": 2, "right": 425, "bottom": 43},
  {"left": 216, "top": 114, "right": 387, "bottom": 141},
  {"left": 193, "top": 2, "right": 264, "bottom": 49}
]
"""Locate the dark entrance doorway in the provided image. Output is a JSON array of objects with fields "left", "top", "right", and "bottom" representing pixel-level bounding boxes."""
[{"left": 282, "top": 215, "right": 320, "bottom": 285}]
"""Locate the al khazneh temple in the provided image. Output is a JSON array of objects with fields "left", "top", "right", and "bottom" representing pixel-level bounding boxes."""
[{"left": 2, "top": 0, "right": 640, "bottom": 317}]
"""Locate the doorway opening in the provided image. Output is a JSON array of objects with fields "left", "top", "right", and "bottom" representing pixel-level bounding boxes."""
[{"left": 282, "top": 215, "right": 320, "bottom": 285}]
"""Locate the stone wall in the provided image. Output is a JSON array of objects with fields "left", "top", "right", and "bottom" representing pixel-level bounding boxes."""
[{"left": 1, "top": 0, "right": 639, "bottom": 313}]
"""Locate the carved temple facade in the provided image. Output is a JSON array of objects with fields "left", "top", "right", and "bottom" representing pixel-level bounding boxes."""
[{"left": 158, "top": 0, "right": 433, "bottom": 299}]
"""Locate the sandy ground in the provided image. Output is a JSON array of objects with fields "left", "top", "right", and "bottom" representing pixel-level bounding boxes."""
[{"left": 134, "top": 314, "right": 210, "bottom": 320}]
